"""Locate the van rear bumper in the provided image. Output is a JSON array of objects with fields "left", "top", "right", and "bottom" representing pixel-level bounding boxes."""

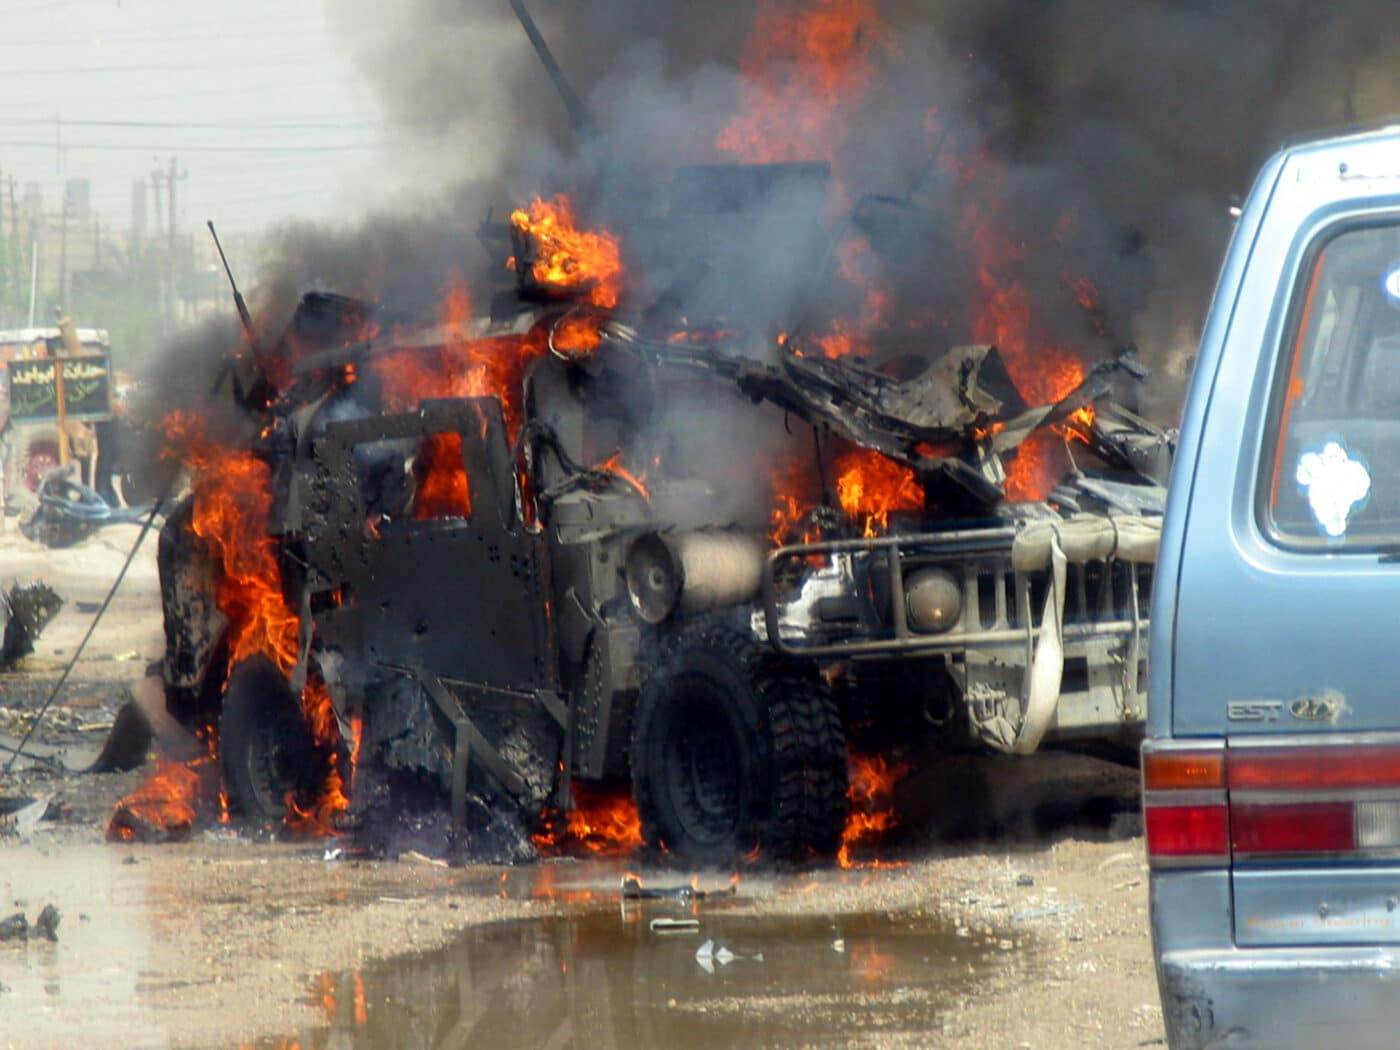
[{"left": 1159, "top": 946, "right": 1400, "bottom": 1049}]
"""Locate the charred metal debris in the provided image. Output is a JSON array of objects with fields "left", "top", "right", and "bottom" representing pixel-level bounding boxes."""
[{"left": 1, "top": 583, "right": 62, "bottom": 670}]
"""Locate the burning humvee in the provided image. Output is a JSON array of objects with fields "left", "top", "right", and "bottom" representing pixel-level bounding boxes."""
[
  {"left": 141, "top": 1, "right": 1171, "bottom": 863},
  {"left": 151, "top": 160, "right": 1168, "bottom": 863}
]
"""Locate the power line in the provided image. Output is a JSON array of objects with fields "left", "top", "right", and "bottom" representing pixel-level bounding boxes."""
[
  {"left": 86, "top": 81, "right": 364, "bottom": 106},
  {"left": 0, "top": 55, "right": 332, "bottom": 76},
  {"left": 0, "top": 117, "right": 382, "bottom": 130},
  {"left": 0, "top": 139, "right": 388, "bottom": 153},
  {"left": 0, "top": 24, "right": 328, "bottom": 49}
]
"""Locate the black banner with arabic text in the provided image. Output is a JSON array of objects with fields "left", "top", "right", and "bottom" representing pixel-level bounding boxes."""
[{"left": 4, "top": 356, "right": 113, "bottom": 422}]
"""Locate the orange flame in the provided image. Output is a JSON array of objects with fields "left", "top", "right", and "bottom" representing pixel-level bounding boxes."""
[
  {"left": 1003, "top": 429, "right": 1064, "bottom": 503},
  {"left": 812, "top": 319, "right": 865, "bottom": 360},
  {"left": 1004, "top": 403, "right": 1096, "bottom": 503},
  {"left": 834, "top": 234, "right": 890, "bottom": 341},
  {"left": 550, "top": 311, "right": 606, "bottom": 355},
  {"left": 834, "top": 450, "right": 922, "bottom": 537},
  {"left": 596, "top": 451, "right": 651, "bottom": 501},
  {"left": 838, "top": 753, "right": 909, "bottom": 869},
  {"left": 353, "top": 971, "right": 368, "bottom": 1026},
  {"left": 1069, "top": 275, "right": 1108, "bottom": 337},
  {"left": 717, "top": 0, "right": 892, "bottom": 168},
  {"left": 953, "top": 158, "right": 1089, "bottom": 502},
  {"left": 413, "top": 432, "right": 473, "bottom": 520},
  {"left": 850, "top": 942, "right": 896, "bottom": 984},
  {"left": 768, "top": 454, "right": 823, "bottom": 546},
  {"left": 311, "top": 972, "right": 337, "bottom": 1021},
  {"left": 376, "top": 273, "right": 549, "bottom": 443},
  {"left": 1068, "top": 404, "right": 1095, "bottom": 436},
  {"left": 533, "top": 782, "right": 644, "bottom": 856},
  {"left": 107, "top": 758, "right": 200, "bottom": 841},
  {"left": 159, "top": 412, "right": 350, "bottom": 835},
  {"left": 510, "top": 195, "right": 623, "bottom": 308},
  {"left": 371, "top": 273, "right": 549, "bottom": 532},
  {"left": 165, "top": 424, "right": 299, "bottom": 674},
  {"left": 667, "top": 328, "right": 739, "bottom": 345},
  {"left": 283, "top": 679, "right": 350, "bottom": 836}
]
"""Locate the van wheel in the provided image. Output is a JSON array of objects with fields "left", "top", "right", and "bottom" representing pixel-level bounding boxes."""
[
  {"left": 630, "top": 622, "right": 848, "bottom": 865},
  {"left": 219, "top": 655, "right": 317, "bottom": 822}
]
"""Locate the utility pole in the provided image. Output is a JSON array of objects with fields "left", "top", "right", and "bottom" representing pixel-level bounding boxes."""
[
  {"left": 150, "top": 168, "right": 164, "bottom": 240},
  {"left": 166, "top": 156, "right": 187, "bottom": 324},
  {"left": 0, "top": 166, "right": 7, "bottom": 323},
  {"left": 151, "top": 165, "right": 167, "bottom": 333},
  {"left": 57, "top": 191, "right": 69, "bottom": 315},
  {"left": 26, "top": 188, "right": 40, "bottom": 327}
]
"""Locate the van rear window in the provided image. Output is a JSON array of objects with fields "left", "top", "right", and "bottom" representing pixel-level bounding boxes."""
[{"left": 1264, "top": 222, "right": 1400, "bottom": 548}]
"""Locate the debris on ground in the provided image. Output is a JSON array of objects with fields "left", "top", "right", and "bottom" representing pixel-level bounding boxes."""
[
  {"left": 78, "top": 700, "right": 152, "bottom": 774},
  {"left": 20, "top": 468, "right": 156, "bottom": 549},
  {"left": 0, "top": 795, "right": 50, "bottom": 838},
  {"left": 621, "top": 874, "right": 738, "bottom": 901},
  {"left": 106, "top": 759, "right": 199, "bottom": 843},
  {"left": 649, "top": 917, "right": 701, "bottom": 934},
  {"left": 0, "top": 905, "right": 62, "bottom": 942},
  {"left": 0, "top": 582, "right": 63, "bottom": 669},
  {"left": 694, "top": 938, "right": 762, "bottom": 973},
  {"left": 695, "top": 938, "right": 736, "bottom": 971},
  {"left": 34, "top": 904, "right": 61, "bottom": 941}
]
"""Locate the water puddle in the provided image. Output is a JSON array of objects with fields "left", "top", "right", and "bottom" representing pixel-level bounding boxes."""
[{"left": 238, "top": 900, "right": 992, "bottom": 1049}]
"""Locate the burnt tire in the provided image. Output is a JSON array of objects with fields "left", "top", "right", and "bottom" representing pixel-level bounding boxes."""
[
  {"left": 219, "top": 655, "right": 317, "bottom": 822},
  {"left": 629, "top": 622, "right": 847, "bottom": 865}
]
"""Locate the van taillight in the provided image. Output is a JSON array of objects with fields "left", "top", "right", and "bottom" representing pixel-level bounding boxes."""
[
  {"left": 1228, "top": 742, "right": 1400, "bottom": 859},
  {"left": 1230, "top": 802, "right": 1354, "bottom": 855},
  {"left": 1143, "top": 739, "right": 1400, "bottom": 867},
  {"left": 1143, "top": 743, "right": 1227, "bottom": 867},
  {"left": 1228, "top": 745, "right": 1400, "bottom": 791},
  {"left": 1144, "top": 804, "right": 1229, "bottom": 859}
]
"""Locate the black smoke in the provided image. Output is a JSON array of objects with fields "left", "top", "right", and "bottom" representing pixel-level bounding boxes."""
[{"left": 256, "top": 0, "right": 1400, "bottom": 411}]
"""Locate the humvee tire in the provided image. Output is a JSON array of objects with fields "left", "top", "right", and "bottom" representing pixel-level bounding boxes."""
[
  {"left": 629, "top": 622, "right": 848, "bottom": 865},
  {"left": 219, "top": 655, "right": 318, "bottom": 822}
]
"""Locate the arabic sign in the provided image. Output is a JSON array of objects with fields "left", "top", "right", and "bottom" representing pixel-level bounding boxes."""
[{"left": 4, "top": 356, "right": 113, "bottom": 422}]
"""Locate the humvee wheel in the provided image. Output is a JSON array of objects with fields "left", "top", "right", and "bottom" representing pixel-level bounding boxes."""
[
  {"left": 630, "top": 623, "right": 848, "bottom": 865},
  {"left": 219, "top": 655, "right": 317, "bottom": 823}
]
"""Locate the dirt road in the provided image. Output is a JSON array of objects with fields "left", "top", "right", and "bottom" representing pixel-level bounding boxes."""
[{"left": 0, "top": 522, "right": 1162, "bottom": 1050}]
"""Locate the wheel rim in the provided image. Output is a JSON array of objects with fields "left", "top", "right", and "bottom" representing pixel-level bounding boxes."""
[{"left": 660, "top": 688, "right": 742, "bottom": 847}]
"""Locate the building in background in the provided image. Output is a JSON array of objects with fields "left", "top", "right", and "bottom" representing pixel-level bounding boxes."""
[{"left": 0, "top": 168, "right": 257, "bottom": 367}]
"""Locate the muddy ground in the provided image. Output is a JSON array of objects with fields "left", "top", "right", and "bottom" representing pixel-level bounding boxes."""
[{"left": 0, "top": 519, "right": 1161, "bottom": 1050}]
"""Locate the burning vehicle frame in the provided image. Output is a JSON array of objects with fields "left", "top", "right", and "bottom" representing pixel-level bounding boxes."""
[
  {"left": 154, "top": 268, "right": 1167, "bottom": 865},
  {"left": 145, "top": 3, "right": 1172, "bottom": 865}
]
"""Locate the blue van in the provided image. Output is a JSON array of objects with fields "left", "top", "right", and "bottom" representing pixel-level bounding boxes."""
[{"left": 1147, "top": 127, "right": 1400, "bottom": 1049}]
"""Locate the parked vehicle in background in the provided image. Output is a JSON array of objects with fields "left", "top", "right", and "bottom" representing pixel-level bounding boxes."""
[{"left": 1147, "top": 126, "right": 1400, "bottom": 1049}]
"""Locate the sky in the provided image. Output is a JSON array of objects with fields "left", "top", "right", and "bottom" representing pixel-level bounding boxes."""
[{"left": 0, "top": 0, "right": 410, "bottom": 239}]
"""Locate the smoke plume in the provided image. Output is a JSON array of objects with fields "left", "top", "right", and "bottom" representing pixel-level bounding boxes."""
[{"left": 195, "top": 1, "right": 1400, "bottom": 417}]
